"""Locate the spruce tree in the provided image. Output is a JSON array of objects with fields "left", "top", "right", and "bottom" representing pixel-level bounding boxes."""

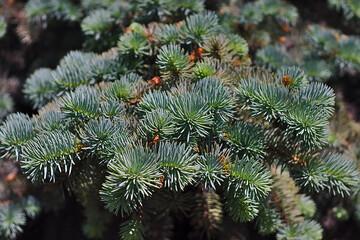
[{"left": 0, "top": 0, "right": 359, "bottom": 239}]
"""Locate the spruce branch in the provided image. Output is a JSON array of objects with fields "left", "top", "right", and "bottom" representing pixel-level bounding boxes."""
[
  {"left": 60, "top": 85, "right": 100, "bottom": 121},
  {"left": 138, "top": 90, "right": 172, "bottom": 113},
  {"left": 156, "top": 24, "right": 181, "bottom": 44},
  {"left": 0, "top": 204, "right": 26, "bottom": 240},
  {"left": 53, "top": 65, "right": 94, "bottom": 94},
  {"left": 101, "top": 146, "right": 161, "bottom": 216},
  {"left": 34, "top": 111, "right": 67, "bottom": 132},
  {"left": 192, "top": 77, "right": 234, "bottom": 124},
  {"left": 0, "top": 113, "right": 35, "bottom": 160},
  {"left": 255, "top": 45, "right": 290, "bottom": 71},
  {"left": 296, "top": 82, "right": 335, "bottom": 118},
  {"left": 118, "top": 32, "right": 150, "bottom": 57},
  {"left": 295, "top": 153, "right": 360, "bottom": 196},
  {"left": 190, "top": 190, "right": 223, "bottom": 239},
  {"left": 139, "top": 109, "right": 175, "bottom": 139},
  {"left": 21, "top": 131, "right": 79, "bottom": 182},
  {"left": 81, "top": 9, "right": 113, "bottom": 38},
  {"left": 225, "top": 121, "right": 266, "bottom": 160},
  {"left": 249, "top": 84, "right": 290, "bottom": 122},
  {"left": 156, "top": 43, "right": 192, "bottom": 80},
  {"left": 100, "top": 98, "right": 125, "bottom": 120},
  {"left": 197, "top": 153, "right": 226, "bottom": 190},
  {"left": 104, "top": 73, "right": 143, "bottom": 101},
  {"left": 23, "top": 68, "right": 58, "bottom": 109},
  {"left": 81, "top": 117, "right": 123, "bottom": 155},
  {"left": 119, "top": 218, "right": 145, "bottom": 240},
  {"left": 284, "top": 103, "right": 329, "bottom": 150},
  {"left": 256, "top": 205, "right": 281, "bottom": 236},
  {"left": 0, "top": 93, "right": 13, "bottom": 120},
  {"left": 306, "top": 24, "right": 340, "bottom": 53},
  {"left": 227, "top": 157, "right": 273, "bottom": 201},
  {"left": 272, "top": 170, "right": 304, "bottom": 224},
  {"left": 59, "top": 51, "right": 97, "bottom": 68},
  {"left": 157, "top": 142, "right": 198, "bottom": 191},
  {"left": 168, "top": 93, "right": 213, "bottom": 142},
  {"left": 277, "top": 220, "right": 323, "bottom": 240},
  {"left": 225, "top": 195, "right": 259, "bottom": 222},
  {"left": 277, "top": 67, "right": 308, "bottom": 91},
  {"left": 227, "top": 33, "right": 249, "bottom": 58},
  {"left": 239, "top": 2, "right": 264, "bottom": 26},
  {"left": 337, "top": 36, "right": 360, "bottom": 71},
  {"left": 181, "top": 11, "right": 220, "bottom": 45}
]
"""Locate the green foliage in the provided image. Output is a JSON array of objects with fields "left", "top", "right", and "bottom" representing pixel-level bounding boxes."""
[
  {"left": 239, "top": 2, "right": 264, "bottom": 26},
  {"left": 284, "top": 103, "right": 329, "bottom": 150},
  {"left": 81, "top": 117, "right": 123, "bottom": 155},
  {"left": 2, "top": 1, "right": 360, "bottom": 239},
  {"left": 0, "top": 113, "right": 35, "bottom": 160},
  {"left": 104, "top": 73, "right": 142, "bottom": 101},
  {"left": 227, "top": 157, "right": 272, "bottom": 201},
  {"left": 25, "top": 0, "right": 80, "bottom": 21},
  {"left": 277, "top": 220, "right": 323, "bottom": 240},
  {"left": 23, "top": 68, "right": 58, "bottom": 109},
  {"left": 0, "top": 205, "right": 26, "bottom": 240},
  {"left": 118, "top": 32, "right": 150, "bottom": 57},
  {"left": 295, "top": 153, "right": 360, "bottom": 196},
  {"left": 227, "top": 33, "right": 249, "bottom": 58},
  {"left": 328, "top": 0, "right": 360, "bottom": 19},
  {"left": 138, "top": 91, "right": 172, "bottom": 113},
  {"left": 34, "top": 111, "right": 67, "bottom": 132},
  {"left": 181, "top": 11, "right": 220, "bottom": 45},
  {"left": 0, "top": 15, "right": 7, "bottom": 38},
  {"left": 255, "top": 45, "right": 290, "bottom": 70},
  {"left": 54, "top": 65, "right": 94, "bottom": 93},
  {"left": 21, "top": 196, "right": 41, "bottom": 219},
  {"left": 81, "top": 9, "right": 113, "bottom": 38},
  {"left": 21, "top": 131, "right": 79, "bottom": 182},
  {"left": 256, "top": 205, "right": 281, "bottom": 236},
  {"left": 239, "top": 0, "right": 298, "bottom": 27},
  {"left": 192, "top": 60, "right": 218, "bottom": 81},
  {"left": 197, "top": 152, "right": 226, "bottom": 190},
  {"left": 202, "top": 34, "right": 238, "bottom": 63},
  {"left": 225, "top": 195, "right": 259, "bottom": 222},
  {"left": 192, "top": 77, "right": 234, "bottom": 124},
  {"left": 119, "top": 219, "right": 145, "bottom": 240},
  {"left": 304, "top": 24, "right": 360, "bottom": 73},
  {"left": 239, "top": 81, "right": 289, "bottom": 122},
  {"left": 0, "top": 93, "right": 14, "bottom": 120},
  {"left": 302, "top": 59, "right": 333, "bottom": 82},
  {"left": 332, "top": 206, "right": 350, "bottom": 221},
  {"left": 99, "top": 129, "right": 133, "bottom": 163},
  {"left": 0, "top": 196, "right": 40, "bottom": 240},
  {"left": 277, "top": 67, "right": 308, "bottom": 91},
  {"left": 168, "top": 0, "right": 205, "bottom": 16},
  {"left": 338, "top": 36, "right": 360, "bottom": 70},
  {"left": 139, "top": 109, "right": 175, "bottom": 139},
  {"left": 60, "top": 85, "right": 100, "bottom": 121},
  {"left": 168, "top": 93, "right": 213, "bottom": 142},
  {"left": 135, "top": 0, "right": 171, "bottom": 23},
  {"left": 297, "top": 195, "right": 316, "bottom": 219},
  {"left": 157, "top": 44, "right": 191, "bottom": 80},
  {"left": 101, "top": 146, "right": 161, "bottom": 216},
  {"left": 190, "top": 190, "right": 223, "bottom": 239},
  {"left": 225, "top": 122, "right": 266, "bottom": 159},
  {"left": 156, "top": 24, "right": 181, "bottom": 44},
  {"left": 157, "top": 142, "right": 197, "bottom": 191},
  {"left": 307, "top": 24, "right": 339, "bottom": 53},
  {"left": 272, "top": 170, "right": 304, "bottom": 223}
]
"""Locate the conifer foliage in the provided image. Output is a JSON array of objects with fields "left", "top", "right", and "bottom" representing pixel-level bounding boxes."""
[{"left": 0, "top": 0, "right": 360, "bottom": 239}]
